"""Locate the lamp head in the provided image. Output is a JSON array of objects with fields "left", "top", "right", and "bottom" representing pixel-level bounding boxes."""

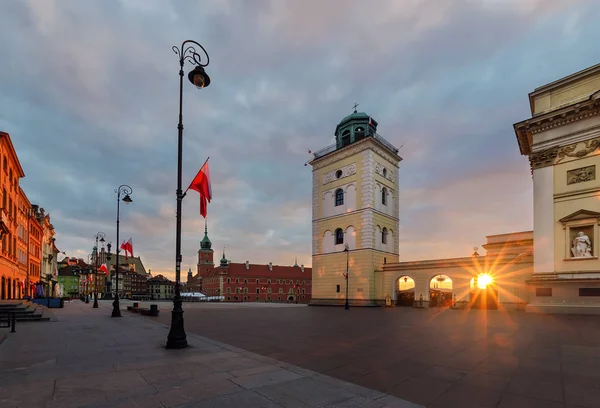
[
  {"left": 122, "top": 194, "right": 133, "bottom": 204},
  {"left": 188, "top": 65, "right": 211, "bottom": 89}
]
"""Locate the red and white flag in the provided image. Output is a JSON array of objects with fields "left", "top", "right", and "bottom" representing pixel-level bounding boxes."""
[
  {"left": 120, "top": 238, "right": 133, "bottom": 259},
  {"left": 188, "top": 158, "right": 212, "bottom": 218},
  {"left": 98, "top": 264, "right": 109, "bottom": 274}
]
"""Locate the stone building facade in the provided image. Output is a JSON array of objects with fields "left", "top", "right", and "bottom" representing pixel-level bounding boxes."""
[
  {"left": 308, "top": 110, "right": 402, "bottom": 306},
  {"left": 513, "top": 62, "right": 600, "bottom": 313}
]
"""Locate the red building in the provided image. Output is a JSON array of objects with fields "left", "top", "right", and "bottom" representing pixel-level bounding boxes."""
[{"left": 188, "top": 225, "right": 312, "bottom": 303}]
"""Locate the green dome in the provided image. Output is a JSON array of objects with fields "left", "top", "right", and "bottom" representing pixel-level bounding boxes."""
[
  {"left": 200, "top": 222, "right": 211, "bottom": 249},
  {"left": 338, "top": 111, "right": 369, "bottom": 124},
  {"left": 335, "top": 110, "right": 377, "bottom": 136}
]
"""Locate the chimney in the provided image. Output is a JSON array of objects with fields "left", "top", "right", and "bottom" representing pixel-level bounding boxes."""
[
  {"left": 245, "top": 261, "right": 249, "bottom": 270},
  {"left": 268, "top": 262, "right": 272, "bottom": 271},
  {"left": 301, "top": 264, "right": 304, "bottom": 272}
]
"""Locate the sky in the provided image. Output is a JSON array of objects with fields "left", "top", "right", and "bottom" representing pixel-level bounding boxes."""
[{"left": 1, "top": 0, "right": 599, "bottom": 280}]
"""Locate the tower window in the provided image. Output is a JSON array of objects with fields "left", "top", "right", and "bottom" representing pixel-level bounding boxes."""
[
  {"left": 341, "top": 130, "right": 350, "bottom": 147},
  {"left": 382, "top": 227, "right": 388, "bottom": 245},
  {"left": 355, "top": 127, "right": 365, "bottom": 141},
  {"left": 335, "top": 228, "right": 344, "bottom": 245},
  {"left": 335, "top": 170, "right": 343, "bottom": 179},
  {"left": 383, "top": 168, "right": 387, "bottom": 178},
  {"left": 335, "top": 189, "right": 344, "bottom": 206},
  {"left": 382, "top": 187, "right": 387, "bottom": 206}
]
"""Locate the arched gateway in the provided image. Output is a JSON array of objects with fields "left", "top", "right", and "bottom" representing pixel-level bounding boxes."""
[
  {"left": 429, "top": 274, "right": 453, "bottom": 307},
  {"left": 396, "top": 275, "right": 415, "bottom": 306}
]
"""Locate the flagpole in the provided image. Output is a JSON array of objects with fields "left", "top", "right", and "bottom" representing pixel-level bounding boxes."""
[{"left": 183, "top": 156, "right": 210, "bottom": 198}]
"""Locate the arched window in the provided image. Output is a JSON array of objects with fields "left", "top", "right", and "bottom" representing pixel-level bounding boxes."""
[
  {"left": 383, "top": 168, "right": 387, "bottom": 178},
  {"left": 341, "top": 130, "right": 350, "bottom": 147},
  {"left": 382, "top": 227, "right": 388, "bottom": 245},
  {"left": 382, "top": 187, "right": 387, "bottom": 206},
  {"left": 355, "top": 127, "right": 365, "bottom": 141},
  {"left": 335, "top": 189, "right": 344, "bottom": 207},
  {"left": 335, "top": 228, "right": 344, "bottom": 245}
]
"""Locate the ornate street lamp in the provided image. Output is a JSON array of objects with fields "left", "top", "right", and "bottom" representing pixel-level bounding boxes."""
[
  {"left": 112, "top": 185, "right": 133, "bottom": 318},
  {"left": 166, "top": 40, "right": 211, "bottom": 349},
  {"left": 93, "top": 232, "right": 106, "bottom": 308},
  {"left": 344, "top": 243, "right": 350, "bottom": 310}
]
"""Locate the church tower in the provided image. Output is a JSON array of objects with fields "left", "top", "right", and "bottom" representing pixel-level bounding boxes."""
[
  {"left": 197, "top": 221, "right": 214, "bottom": 278},
  {"left": 309, "top": 108, "right": 402, "bottom": 306}
]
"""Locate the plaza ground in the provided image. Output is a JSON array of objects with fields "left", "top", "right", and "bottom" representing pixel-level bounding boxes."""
[
  {"left": 128, "top": 300, "right": 600, "bottom": 408},
  {"left": 0, "top": 301, "right": 420, "bottom": 408}
]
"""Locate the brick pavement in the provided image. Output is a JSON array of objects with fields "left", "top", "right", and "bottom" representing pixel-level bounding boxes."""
[
  {"left": 127, "top": 300, "right": 600, "bottom": 408},
  {"left": 0, "top": 301, "right": 421, "bottom": 408}
]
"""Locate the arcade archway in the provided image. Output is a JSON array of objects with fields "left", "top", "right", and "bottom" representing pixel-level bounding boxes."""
[
  {"left": 469, "top": 275, "right": 498, "bottom": 309},
  {"left": 396, "top": 275, "right": 415, "bottom": 306},
  {"left": 429, "top": 274, "right": 452, "bottom": 307}
]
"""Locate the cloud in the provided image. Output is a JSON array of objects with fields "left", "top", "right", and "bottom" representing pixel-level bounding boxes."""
[{"left": 1, "top": 0, "right": 599, "bottom": 279}]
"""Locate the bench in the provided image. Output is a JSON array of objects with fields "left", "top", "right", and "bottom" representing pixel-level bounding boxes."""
[{"left": 126, "top": 304, "right": 159, "bottom": 316}]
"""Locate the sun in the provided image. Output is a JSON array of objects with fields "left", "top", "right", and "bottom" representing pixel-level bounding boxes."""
[{"left": 476, "top": 273, "right": 493, "bottom": 289}]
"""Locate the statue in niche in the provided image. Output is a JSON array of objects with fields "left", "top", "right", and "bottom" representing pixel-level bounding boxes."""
[{"left": 571, "top": 231, "right": 593, "bottom": 258}]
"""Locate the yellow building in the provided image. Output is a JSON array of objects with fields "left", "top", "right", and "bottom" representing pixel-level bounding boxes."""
[
  {"left": 514, "top": 63, "right": 600, "bottom": 313},
  {"left": 309, "top": 110, "right": 402, "bottom": 306}
]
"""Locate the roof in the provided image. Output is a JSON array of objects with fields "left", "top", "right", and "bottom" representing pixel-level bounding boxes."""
[
  {"left": 0, "top": 131, "right": 25, "bottom": 177},
  {"left": 221, "top": 262, "right": 312, "bottom": 279},
  {"left": 106, "top": 254, "right": 148, "bottom": 275}
]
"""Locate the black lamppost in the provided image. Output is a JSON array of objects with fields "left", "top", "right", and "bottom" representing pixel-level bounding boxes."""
[
  {"left": 112, "top": 185, "right": 133, "bottom": 318},
  {"left": 344, "top": 243, "right": 349, "bottom": 310},
  {"left": 166, "top": 40, "right": 211, "bottom": 350},
  {"left": 106, "top": 242, "right": 112, "bottom": 299},
  {"left": 93, "top": 232, "right": 106, "bottom": 308}
]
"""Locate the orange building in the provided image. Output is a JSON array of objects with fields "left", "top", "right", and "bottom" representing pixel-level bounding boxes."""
[
  {"left": 0, "top": 131, "right": 26, "bottom": 300},
  {"left": 17, "top": 187, "right": 29, "bottom": 296}
]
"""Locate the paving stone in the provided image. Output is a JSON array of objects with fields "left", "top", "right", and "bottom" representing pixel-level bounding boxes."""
[
  {"left": 428, "top": 384, "right": 502, "bottom": 408},
  {"left": 390, "top": 377, "right": 452, "bottom": 406},
  {"left": 176, "top": 389, "right": 282, "bottom": 407},
  {"left": 496, "top": 394, "right": 565, "bottom": 408},
  {"left": 254, "top": 376, "right": 358, "bottom": 407},
  {"left": 507, "top": 375, "right": 564, "bottom": 403},
  {"left": 230, "top": 367, "right": 304, "bottom": 389}
]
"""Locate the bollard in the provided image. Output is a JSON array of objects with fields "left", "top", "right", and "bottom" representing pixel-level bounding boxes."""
[
  {"left": 11, "top": 312, "right": 16, "bottom": 333},
  {"left": 149, "top": 304, "right": 159, "bottom": 316}
]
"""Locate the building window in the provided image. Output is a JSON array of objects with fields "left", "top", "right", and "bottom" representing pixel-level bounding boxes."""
[
  {"left": 382, "top": 187, "right": 387, "bottom": 205},
  {"left": 226, "top": 287, "right": 231, "bottom": 294},
  {"left": 227, "top": 278, "right": 230, "bottom": 283},
  {"left": 536, "top": 288, "right": 552, "bottom": 297},
  {"left": 256, "top": 279, "right": 259, "bottom": 283},
  {"left": 579, "top": 288, "right": 600, "bottom": 297},
  {"left": 335, "top": 189, "right": 344, "bottom": 207},
  {"left": 256, "top": 288, "right": 260, "bottom": 294},
  {"left": 279, "top": 288, "right": 283, "bottom": 294},
  {"left": 267, "top": 279, "right": 271, "bottom": 284},
  {"left": 335, "top": 228, "right": 344, "bottom": 245},
  {"left": 341, "top": 130, "right": 350, "bottom": 147},
  {"left": 336, "top": 285, "right": 340, "bottom": 293},
  {"left": 382, "top": 228, "right": 388, "bottom": 245},
  {"left": 244, "top": 279, "right": 248, "bottom": 284},
  {"left": 277, "top": 296, "right": 281, "bottom": 301}
]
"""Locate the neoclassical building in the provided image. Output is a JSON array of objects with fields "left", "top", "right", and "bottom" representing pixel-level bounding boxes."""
[{"left": 513, "top": 62, "right": 600, "bottom": 313}]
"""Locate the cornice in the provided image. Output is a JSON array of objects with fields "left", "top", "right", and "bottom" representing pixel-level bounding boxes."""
[
  {"left": 311, "top": 138, "right": 401, "bottom": 170},
  {"left": 514, "top": 95, "right": 600, "bottom": 156},
  {"left": 529, "top": 136, "right": 600, "bottom": 171}
]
